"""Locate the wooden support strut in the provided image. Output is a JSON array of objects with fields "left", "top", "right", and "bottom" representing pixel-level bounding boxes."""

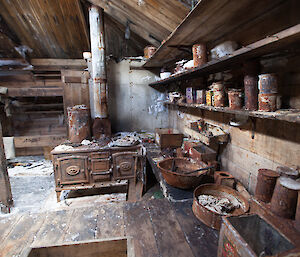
[{"left": 0, "top": 122, "right": 13, "bottom": 213}]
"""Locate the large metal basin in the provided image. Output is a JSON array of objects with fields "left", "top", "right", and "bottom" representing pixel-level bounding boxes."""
[
  {"left": 192, "top": 184, "right": 249, "bottom": 230},
  {"left": 157, "top": 157, "right": 209, "bottom": 189}
]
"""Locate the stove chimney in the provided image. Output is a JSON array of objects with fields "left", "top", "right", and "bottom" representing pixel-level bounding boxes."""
[{"left": 88, "top": 5, "right": 111, "bottom": 137}]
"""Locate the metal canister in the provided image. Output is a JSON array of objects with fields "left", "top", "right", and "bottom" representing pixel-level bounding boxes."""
[
  {"left": 270, "top": 177, "right": 299, "bottom": 219},
  {"left": 258, "top": 93, "right": 277, "bottom": 112},
  {"left": 258, "top": 73, "right": 278, "bottom": 94},
  {"left": 276, "top": 166, "right": 299, "bottom": 179},
  {"left": 212, "top": 82, "right": 225, "bottom": 107},
  {"left": 206, "top": 90, "right": 213, "bottom": 106},
  {"left": 67, "top": 105, "right": 91, "bottom": 143},
  {"left": 254, "top": 169, "right": 279, "bottom": 203},
  {"left": 244, "top": 74, "right": 258, "bottom": 110},
  {"left": 196, "top": 90, "right": 206, "bottom": 104},
  {"left": 192, "top": 44, "right": 207, "bottom": 67},
  {"left": 227, "top": 89, "right": 242, "bottom": 110},
  {"left": 144, "top": 45, "right": 157, "bottom": 59}
]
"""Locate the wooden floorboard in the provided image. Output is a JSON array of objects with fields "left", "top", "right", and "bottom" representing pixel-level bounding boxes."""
[
  {"left": 171, "top": 200, "right": 219, "bottom": 257},
  {"left": 0, "top": 213, "right": 47, "bottom": 257},
  {"left": 124, "top": 201, "right": 160, "bottom": 257},
  {"left": 147, "top": 199, "right": 195, "bottom": 257}
]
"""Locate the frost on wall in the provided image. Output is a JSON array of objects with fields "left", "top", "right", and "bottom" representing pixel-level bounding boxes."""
[{"left": 148, "top": 91, "right": 167, "bottom": 116}]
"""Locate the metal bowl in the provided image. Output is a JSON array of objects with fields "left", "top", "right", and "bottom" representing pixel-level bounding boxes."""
[
  {"left": 157, "top": 157, "right": 209, "bottom": 189},
  {"left": 192, "top": 183, "right": 250, "bottom": 230}
]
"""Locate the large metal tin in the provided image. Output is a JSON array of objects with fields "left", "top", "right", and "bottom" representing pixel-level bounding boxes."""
[
  {"left": 270, "top": 177, "right": 298, "bottom": 219},
  {"left": 258, "top": 73, "right": 278, "bottom": 94},
  {"left": 157, "top": 157, "right": 209, "bottom": 189},
  {"left": 67, "top": 105, "right": 91, "bottom": 143},
  {"left": 258, "top": 93, "right": 277, "bottom": 112},
  {"left": 192, "top": 184, "right": 249, "bottom": 230},
  {"left": 218, "top": 214, "right": 294, "bottom": 257},
  {"left": 192, "top": 43, "right": 207, "bottom": 67},
  {"left": 254, "top": 169, "right": 279, "bottom": 203},
  {"left": 228, "top": 89, "right": 242, "bottom": 110},
  {"left": 244, "top": 74, "right": 258, "bottom": 110}
]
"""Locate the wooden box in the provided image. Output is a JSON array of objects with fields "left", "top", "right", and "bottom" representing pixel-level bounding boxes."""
[{"left": 155, "top": 128, "right": 184, "bottom": 148}]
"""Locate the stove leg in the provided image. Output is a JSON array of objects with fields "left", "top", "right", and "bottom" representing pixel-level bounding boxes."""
[{"left": 56, "top": 191, "right": 61, "bottom": 202}]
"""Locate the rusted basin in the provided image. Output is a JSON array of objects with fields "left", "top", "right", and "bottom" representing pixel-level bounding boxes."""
[
  {"left": 192, "top": 184, "right": 249, "bottom": 230},
  {"left": 157, "top": 157, "right": 209, "bottom": 189}
]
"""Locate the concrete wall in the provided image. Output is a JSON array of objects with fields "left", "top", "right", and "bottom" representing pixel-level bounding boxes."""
[{"left": 107, "top": 59, "right": 168, "bottom": 132}]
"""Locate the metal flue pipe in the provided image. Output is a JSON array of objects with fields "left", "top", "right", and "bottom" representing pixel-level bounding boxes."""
[
  {"left": 89, "top": 5, "right": 111, "bottom": 137},
  {"left": 89, "top": 5, "right": 108, "bottom": 119}
]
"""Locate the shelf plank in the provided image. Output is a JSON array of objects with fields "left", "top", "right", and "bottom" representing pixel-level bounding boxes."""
[
  {"left": 149, "top": 24, "right": 300, "bottom": 87},
  {"left": 165, "top": 101, "right": 300, "bottom": 124},
  {"left": 143, "top": 0, "right": 295, "bottom": 68}
]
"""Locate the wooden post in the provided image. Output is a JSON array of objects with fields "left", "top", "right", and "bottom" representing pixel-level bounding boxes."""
[{"left": 0, "top": 122, "right": 13, "bottom": 213}]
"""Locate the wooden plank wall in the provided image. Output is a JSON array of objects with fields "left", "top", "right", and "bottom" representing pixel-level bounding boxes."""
[{"left": 168, "top": 54, "right": 300, "bottom": 193}]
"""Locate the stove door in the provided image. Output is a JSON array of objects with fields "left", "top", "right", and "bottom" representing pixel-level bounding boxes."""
[
  {"left": 57, "top": 156, "right": 89, "bottom": 186},
  {"left": 112, "top": 152, "right": 137, "bottom": 180}
]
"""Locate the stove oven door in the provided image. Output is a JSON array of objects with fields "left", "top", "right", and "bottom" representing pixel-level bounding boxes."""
[
  {"left": 57, "top": 156, "right": 89, "bottom": 186},
  {"left": 112, "top": 152, "right": 139, "bottom": 180}
]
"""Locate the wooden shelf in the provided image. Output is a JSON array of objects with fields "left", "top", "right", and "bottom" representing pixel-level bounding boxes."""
[
  {"left": 143, "top": 0, "right": 297, "bottom": 69},
  {"left": 165, "top": 101, "right": 300, "bottom": 124},
  {"left": 149, "top": 24, "right": 300, "bottom": 87}
]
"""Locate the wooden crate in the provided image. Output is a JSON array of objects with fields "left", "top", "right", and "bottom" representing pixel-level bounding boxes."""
[{"left": 155, "top": 128, "right": 184, "bottom": 148}]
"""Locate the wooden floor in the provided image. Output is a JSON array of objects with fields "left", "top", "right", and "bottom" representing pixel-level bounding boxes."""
[{"left": 0, "top": 198, "right": 219, "bottom": 257}]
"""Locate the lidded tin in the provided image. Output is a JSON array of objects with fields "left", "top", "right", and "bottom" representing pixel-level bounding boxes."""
[
  {"left": 206, "top": 90, "right": 213, "bottom": 106},
  {"left": 228, "top": 89, "right": 242, "bottom": 110},
  {"left": 67, "top": 105, "right": 91, "bottom": 143},
  {"left": 255, "top": 169, "right": 279, "bottom": 203},
  {"left": 258, "top": 73, "right": 278, "bottom": 94},
  {"left": 192, "top": 44, "right": 207, "bottom": 67}
]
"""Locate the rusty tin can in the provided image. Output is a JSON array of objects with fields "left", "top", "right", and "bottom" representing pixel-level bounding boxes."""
[
  {"left": 67, "top": 105, "right": 91, "bottom": 143},
  {"left": 192, "top": 43, "right": 207, "bottom": 67},
  {"left": 228, "top": 89, "right": 242, "bottom": 110},
  {"left": 258, "top": 93, "right": 277, "bottom": 112},
  {"left": 276, "top": 166, "right": 299, "bottom": 179},
  {"left": 144, "top": 45, "right": 157, "bottom": 59},
  {"left": 213, "top": 82, "right": 225, "bottom": 107},
  {"left": 258, "top": 73, "right": 278, "bottom": 94},
  {"left": 254, "top": 169, "right": 279, "bottom": 203},
  {"left": 244, "top": 74, "right": 258, "bottom": 110},
  {"left": 206, "top": 90, "right": 213, "bottom": 106},
  {"left": 196, "top": 89, "right": 206, "bottom": 104},
  {"left": 270, "top": 177, "right": 300, "bottom": 219}
]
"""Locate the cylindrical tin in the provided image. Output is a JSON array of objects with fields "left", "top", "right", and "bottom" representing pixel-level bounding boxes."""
[
  {"left": 258, "top": 73, "right": 278, "bottom": 94},
  {"left": 206, "top": 90, "right": 213, "bottom": 106},
  {"left": 213, "top": 90, "right": 225, "bottom": 107},
  {"left": 228, "top": 89, "right": 242, "bottom": 110},
  {"left": 196, "top": 90, "right": 206, "bottom": 104},
  {"left": 270, "top": 177, "right": 299, "bottom": 219},
  {"left": 276, "top": 166, "right": 299, "bottom": 179},
  {"left": 144, "top": 45, "right": 157, "bottom": 59},
  {"left": 212, "top": 82, "right": 224, "bottom": 92},
  {"left": 244, "top": 74, "right": 258, "bottom": 110},
  {"left": 254, "top": 169, "right": 279, "bottom": 203},
  {"left": 295, "top": 190, "right": 300, "bottom": 231},
  {"left": 192, "top": 44, "right": 207, "bottom": 67},
  {"left": 258, "top": 93, "right": 277, "bottom": 112},
  {"left": 67, "top": 105, "right": 91, "bottom": 143}
]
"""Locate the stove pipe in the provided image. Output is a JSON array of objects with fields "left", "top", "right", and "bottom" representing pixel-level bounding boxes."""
[{"left": 88, "top": 5, "right": 111, "bottom": 137}]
